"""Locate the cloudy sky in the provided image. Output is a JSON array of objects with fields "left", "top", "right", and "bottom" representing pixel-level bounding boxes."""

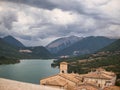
[{"left": 0, "top": 0, "right": 120, "bottom": 46}]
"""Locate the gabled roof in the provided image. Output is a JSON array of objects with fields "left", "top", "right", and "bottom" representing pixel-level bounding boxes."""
[
  {"left": 83, "top": 73, "right": 112, "bottom": 80},
  {"left": 40, "top": 73, "right": 80, "bottom": 86},
  {"left": 59, "top": 73, "right": 80, "bottom": 83},
  {"left": 43, "top": 78, "right": 67, "bottom": 87},
  {"left": 83, "top": 68, "right": 115, "bottom": 80}
]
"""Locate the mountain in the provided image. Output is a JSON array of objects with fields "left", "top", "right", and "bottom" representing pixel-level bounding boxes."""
[
  {"left": 100, "top": 39, "right": 120, "bottom": 52},
  {"left": 46, "top": 36, "right": 82, "bottom": 54},
  {"left": 0, "top": 37, "right": 52, "bottom": 59},
  {"left": 57, "top": 36, "right": 116, "bottom": 56},
  {"left": 3, "top": 35, "right": 25, "bottom": 48},
  {"left": 22, "top": 46, "right": 53, "bottom": 59},
  {"left": 0, "top": 38, "right": 22, "bottom": 58}
]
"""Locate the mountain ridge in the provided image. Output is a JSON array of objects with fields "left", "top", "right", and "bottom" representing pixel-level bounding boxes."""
[
  {"left": 51, "top": 38, "right": 120, "bottom": 79},
  {"left": 100, "top": 39, "right": 120, "bottom": 52},
  {"left": 0, "top": 36, "right": 52, "bottom": 59},
  {"left": 3, "top": 35, "right": 25, "bottom": 48},
  {"left": 46, "top": 35, "right": 83, "bottom": 53},
  {"left": 57, "top": 36, "right": 116, "bottom": 56}
]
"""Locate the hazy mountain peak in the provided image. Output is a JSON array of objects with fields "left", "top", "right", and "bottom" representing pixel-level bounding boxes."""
[
  {"left": 57, "top": 36, "right": 116, "bottom": 56},
  {"left": 46, "top": 36, "right": 83, "bottom": 53},
  {"left": 4, "top": 35, "right": 14, "bottom": 39},
  {"left": 3, "top": 35, "right": 25, "bottom": 48}
]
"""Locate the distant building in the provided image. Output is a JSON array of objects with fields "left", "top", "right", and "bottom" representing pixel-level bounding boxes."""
[
  {"left": 60, "top": 55, "right": 69, "bottom": 59},
  {"left": 40, "top": 62, "right": 117, "bottom": 90},
  {"left": 19, "top": 49, "right": 32, "bottom": 53},
  {"left": 73, "top": 51, "right": 79, "bottom": 56}
]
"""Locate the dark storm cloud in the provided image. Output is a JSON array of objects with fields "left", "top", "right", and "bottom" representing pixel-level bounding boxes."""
[
  {"left": 2, "top": 0, "right": 57, "bottom": 10},
  {"left": 1, "top": 0, "right": 118, "bottom": 20},
  {"left": 13, "top": 0, "right": 118, "bottom": 28},
  {"left": 1, "top": 0, "right": 116, "bottom": 24},
  {"left": 1, "top": 0, "right": 101, "bottom": 16}
]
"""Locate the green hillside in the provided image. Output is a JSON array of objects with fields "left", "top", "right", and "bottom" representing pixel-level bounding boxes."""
[
  {"left": 100, "top": 39, "right": 120, "bottom": 52},
  {"left": 0, "top": 38, "right": 52, "bottom": 60},
  {"left": 0, "top": 38, "right": 23, "bottom": 59},
  {"left": 0, "top": 56, "right": 20, "bottom": 65},
  {"left": 22, "top": 46, "right": 53, "bottom": 59},
  {"left": 52, "top": 39, "right": 120, "bottom": 79}
]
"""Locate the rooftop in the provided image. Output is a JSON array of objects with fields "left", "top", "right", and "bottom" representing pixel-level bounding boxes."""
[
  {"left": 83, "top": 68, "right": 115, "bottom": 80},
  {"left": 60, "top": 62, "right": 68, "bottom": 65}
]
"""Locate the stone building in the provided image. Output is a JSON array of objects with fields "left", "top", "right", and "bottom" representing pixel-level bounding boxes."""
[
  {"left": 80, "top": 68, "right": 116, "bottom": 89},
  {"left": 40, "top": 62, "right": 117, "bottom": 90}
]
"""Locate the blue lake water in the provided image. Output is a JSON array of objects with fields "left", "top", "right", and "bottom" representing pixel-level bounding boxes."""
[{"left": 0, "top": 59, "right": 59, "bottom": 84}]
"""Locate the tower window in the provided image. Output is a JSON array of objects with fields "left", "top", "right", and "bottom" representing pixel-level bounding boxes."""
[{"left": 62, "top": 70, "right": 64, "bottom": 73}]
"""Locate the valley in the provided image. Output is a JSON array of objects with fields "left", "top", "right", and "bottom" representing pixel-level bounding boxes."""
[
  {"left": 0, "top": 35, "right": 119, "bottom": 65},
  {"left": 0, "top": 36, "right": 52, "bottom": 64}
]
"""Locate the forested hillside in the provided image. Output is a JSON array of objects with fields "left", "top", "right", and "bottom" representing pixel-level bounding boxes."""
[{"left": 52, "top": 39, "right": 120, "bottom": 79}]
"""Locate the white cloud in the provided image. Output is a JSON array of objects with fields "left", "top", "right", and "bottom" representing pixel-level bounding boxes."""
[
  {"left": 0, "top": 0, "right": 120, "bottom": 46},
  {"left": 100, "top": 0, "right": 120, "bottom": 19},
  {"left": 49, "top": 9, "right": 79, "bottom": 25}
]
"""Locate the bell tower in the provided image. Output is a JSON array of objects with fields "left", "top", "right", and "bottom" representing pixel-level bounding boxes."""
[{"left": 60, "top": 62, "right": 68, "bottom": 74}]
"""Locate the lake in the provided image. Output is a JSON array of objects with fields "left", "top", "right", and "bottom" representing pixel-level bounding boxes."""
[{"left": 0, "top": 59, "right": 59, "bottom": 84}]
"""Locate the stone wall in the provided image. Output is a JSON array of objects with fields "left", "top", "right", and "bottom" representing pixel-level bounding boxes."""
[{"left": 0, "top": 78, "right": 64, "bottom": 90}]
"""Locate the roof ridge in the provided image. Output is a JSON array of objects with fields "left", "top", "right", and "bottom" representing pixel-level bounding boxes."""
[{"left": 58, "top": 74, "right": 79, "bottom": 83}]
